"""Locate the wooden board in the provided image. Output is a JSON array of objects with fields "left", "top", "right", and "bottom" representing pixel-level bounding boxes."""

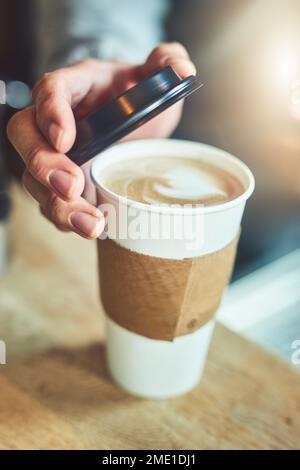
[{"left": 0, "top": 184, "right": 299, "bottom": 450}]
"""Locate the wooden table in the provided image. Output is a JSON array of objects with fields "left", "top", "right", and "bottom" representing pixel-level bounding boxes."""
[{"left": 0, "top": 184, "right": 299, "bottom": 450}]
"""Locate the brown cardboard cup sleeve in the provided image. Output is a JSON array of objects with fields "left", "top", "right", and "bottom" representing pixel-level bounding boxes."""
[{"left": 97, "top": 234, "right": 239, "bottom": 341}]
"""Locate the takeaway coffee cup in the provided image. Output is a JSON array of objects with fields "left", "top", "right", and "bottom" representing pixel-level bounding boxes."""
[{"left": 90, "top": 139, "right": 255, "bottom": 398}]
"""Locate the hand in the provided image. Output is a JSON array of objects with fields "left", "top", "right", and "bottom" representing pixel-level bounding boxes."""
[{"left": 7, "top": 43, "right": 196, "bottom": 239}]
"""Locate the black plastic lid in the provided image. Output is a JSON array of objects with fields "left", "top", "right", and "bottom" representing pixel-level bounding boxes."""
[{"left": 68, "top": 66, "right": 202, "bottom": 166}]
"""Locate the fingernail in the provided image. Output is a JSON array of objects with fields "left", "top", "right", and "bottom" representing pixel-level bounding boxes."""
[
  {"left": 49, "top": 122, "right": 65, "bottom": 150},
  {"left": 49, "top": 170, "right": 75, "bottom": 198},
  {"left": 160, "top": 55, "right": 171, "bottom": 67},
  {"left": 165, "top": 58, "right": 196, "bottom": 77},
  {"left": 70, "top": 212, "right": 102, "bottom": 238}
]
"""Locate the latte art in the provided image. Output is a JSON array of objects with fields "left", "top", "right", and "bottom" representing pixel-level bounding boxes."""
[{"left": 99, "top": 157, "right": 244, "bottom": 206}]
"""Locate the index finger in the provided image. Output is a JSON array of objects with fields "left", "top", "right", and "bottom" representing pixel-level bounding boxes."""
[
  {"left": 139, "top": 42, "right": 197, "bottom": 80},
  {"left": 7, "top": 106, "right": 84, "bottom": 201}
]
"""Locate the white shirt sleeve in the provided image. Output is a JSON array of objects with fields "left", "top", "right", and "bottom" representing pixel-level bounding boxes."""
[{"left": 34, "top": 0, "right": 170, "bottom": 76}]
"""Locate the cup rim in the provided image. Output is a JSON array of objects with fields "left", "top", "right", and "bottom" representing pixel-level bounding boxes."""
[{"left": 90, "top": 139, "right": 255, "bottom": 215}]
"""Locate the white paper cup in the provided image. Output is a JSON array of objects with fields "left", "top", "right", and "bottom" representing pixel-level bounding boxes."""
[{"left": 90, "top": 139, "right": 255, "bottom": 398}]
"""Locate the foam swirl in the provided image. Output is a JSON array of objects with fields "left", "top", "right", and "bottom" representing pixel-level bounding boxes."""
[{"left": 100, "top": 157, "right": 243, "bottom": 206}]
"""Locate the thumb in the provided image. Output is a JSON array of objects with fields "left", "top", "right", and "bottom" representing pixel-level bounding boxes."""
[
  {"left": 32, "top": 62, "right": 101, "bottom": 153},
  {"left": 33, "top": 73, "right": 77, "bottom": 154}
]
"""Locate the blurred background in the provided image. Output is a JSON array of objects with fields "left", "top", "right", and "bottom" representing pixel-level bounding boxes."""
[
  {"left": 0, "top": 0, "right": 300, "bottom": 362},
  {"left": 168, "top": 0, "right": 300, "bottom": 278}
]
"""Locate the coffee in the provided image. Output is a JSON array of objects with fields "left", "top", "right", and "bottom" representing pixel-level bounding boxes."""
[
  {"left": 99, "top": 156, "right": 244, "bottom": 206},
  {"left": 91, "top": 139, "right": 255, "bottom": 398}
]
